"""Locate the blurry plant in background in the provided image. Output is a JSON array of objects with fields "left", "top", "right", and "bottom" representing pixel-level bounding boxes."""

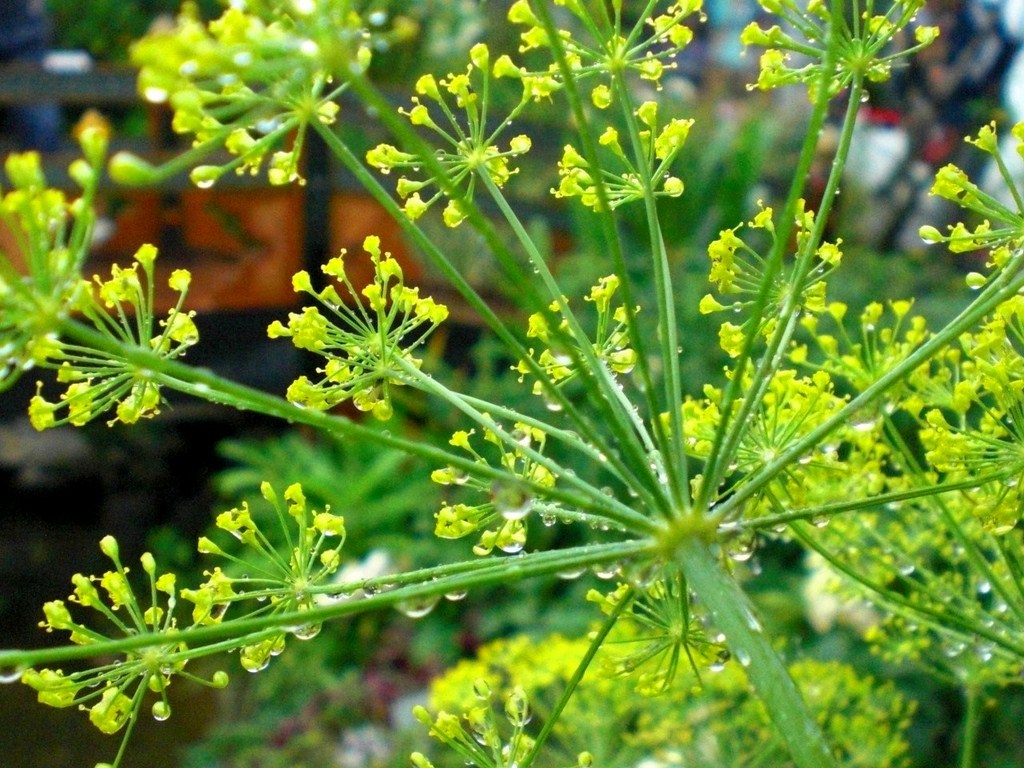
[{"left": 2, "top": 2, "right": 1024, "bottom": 768}]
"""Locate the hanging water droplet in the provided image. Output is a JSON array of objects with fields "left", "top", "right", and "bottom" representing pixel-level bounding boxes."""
[
  {"left": 152, "top": 701, "right": 171, "bottom": 721},
  {"left": 851, "top": 417, "right": 877, "bottom": 433},
  {"left": 492, "top": 481, "right": 533, "bottom": 521},
  {"left": 498, "top": 539, "right": 525, "bottom": 554},
  {"left": 592, "top": 563, "right": 620, "bottom": 579},
  {"left": 0, "top": 667, "right": 23, "bottom": 684},
  {"left": 444, "top": 589, "right": 467, "bottom": 601},
  {"left": 289, "top": 622, "right": 322, "bottom": 640},
  {"left": 943, "top": 640, "right": 967, "bottom": 658},
  {"left": 708, "top": 648, "right": 731, "bottom": 672},
  {"left": 727, "top": 530, "right": 758, "bottom": 563},
  {"left": 143, "top": 87, "right": 169, "bottom": 104},
  {"left": 965, "top": 272, "right": 986, "bottom": 290},
  {"left": 396, "top": 595, "right": 439, "bottom": 619},
  {"left": 556, "top": 568, "right": 585, "bottom": 580},
  {"left": 241, "top": 655, "right": 271, "bottom": 674},
  {"left": 543, "top": 393, "right": 563, "bottom": 412},
  {"left": 735, "top": 648, "right": 752, "bottom": 667}
]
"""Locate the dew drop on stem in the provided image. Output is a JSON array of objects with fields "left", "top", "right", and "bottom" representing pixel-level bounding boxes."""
[
  {"left": 289, "top": 622, "right": 322, "bottom": 640},
  {"left": 0, "top": 667, "right": 23, "bottom": 684},
  {"left": 396, "top": 595, "right": 439, "bottom": 619}
]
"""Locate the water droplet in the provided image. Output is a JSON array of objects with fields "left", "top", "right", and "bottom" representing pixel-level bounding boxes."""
[
  {"left": 592, "top": 563, "right": 620, "bottom": 579},
  {"left": 851, "top": 417, "right": 877, "bottom": 433},
  {"left": 152, "top": 701, "right": 171, "bottom": 721},
  {"left": 443, "top": 589, "right": 467, "bottom": 601},
  {"left": 492, "top": 481, "right": 532, "bottom": 521},
  {"left": 143, "top": 87, "right": 168, "bottom": 104},
  {"left": 943, "top": 641, "right": 967, "bottom": 658},
  {"left": 473, "top": 679, "right": 492, "bottom": 699},
  {"left": 241, "top": 655, "right": 270, "bottom": 673},
  {"left": 396, "top": 595, "right": 439, "bottom": 619},
  {"left": 498, "top": 539, "right": 525, "bottom": 554},
  {"left": 256, "top": 117, "right": 281, "bottom": 135},
  {"left": 556, "top": 568, "right": 585, "bottom": 580},
  {"left": 543, "top": 394, "right": 563, "bottom": 412},
  {"left": 368, "top": 10, "right": 388, "bottom": 25},
  {"left": 289, "top": 622, "right": 322, "bottom": 640},
  {"left": 727, "top": 530, "right": 757, "bottom": 563},
  {"left": 741, "top": 606, "right": 763, "bottom": 633},
  {"left": 708, "top": 648, "right": 731, "bottom": 672},
  {"left": 735, "top": 649, "right": 752, "bottom": 667},
  {"left": 0, "top": 667, "right": 23, "bottom": 684}
]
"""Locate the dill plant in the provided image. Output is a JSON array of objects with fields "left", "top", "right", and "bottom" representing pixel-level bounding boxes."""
[{"left": 0, "top": 1, "right": 1021, "bottom": 767}]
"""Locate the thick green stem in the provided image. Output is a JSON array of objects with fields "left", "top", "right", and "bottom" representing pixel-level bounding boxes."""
[
  {"left": 0, "top": 539, "right": 653, "bottom": 670},
  {"left": 674, "top": 537, "right": 838, "bottom": 768},
  {"left": 959, "top": 685, "right": 982, "bottom": 768}
]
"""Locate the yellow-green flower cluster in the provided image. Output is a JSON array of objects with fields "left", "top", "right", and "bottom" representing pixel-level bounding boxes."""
[
  {"left": 508, "top": 0, "right": 704, "bottom": 97},
  {"left": 741, "top": 0, "right": 937, "bottom": 98},
  {"left": 700, "top": 200, "right": 840, "bottom": 357},
  {"left": 0, "top": 131, "right": 107, "bottom": 394},
  {"left": 916, "top": 297, "right": 1024, "bottom": 534},
  {"left": 793, "top": 299, "right": 929, "bottom": 403},
  {"left": 27, "top": 244, "right": 198, "bottom": 430},
  {"left": 554, "top": 101, "right": 692, "bottom": 210},
  {"left": 787, "top": 293, "right": 1024, "bottom": 687},
  {"left": 517, "top": 274, "right": 637, "bottom": 397},
  {"left": 112, "top": 0, "right": 414, "bottom": 188},
  {"left": 23, "top": 536, "right": 229, "bottom": 768},
  {"left": 432, "top": 421, "right": 555, "bottom": 556},
  {"left": 809, "top": 484, "right": 1024, "bottom": 689},
  {"left": 588, "top": 569, "right": 726, "bottom": 695},
  {"left": 411, "top": 682, "right": 558, "bottom": 768},
  {"left": 268, "top": 235, "right": 448, "bottom": 420},
  {"left": 367, "top": 43, "right": 533, "bottom": 227},
  {"left": 675, "top": 368, "right": 853, "bottom": 516},
  {"left": 918, "top": 124, "right": 1024, "bottom": 272},
  {"left": 182, "top": 482, "right": 345, "bottom": 665},
  {"left": 426, "top": 630, "right": 916, "bottom": 767}
]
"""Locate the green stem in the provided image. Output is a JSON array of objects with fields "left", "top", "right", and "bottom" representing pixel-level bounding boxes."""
[
  {"left": 609, "top": 72, "right": 689, "bottom": 511},
  {"left": 55, "top": 317, "right": 632, "bottom": 520},
  {"left": 792, "top": 521, "right": 1024, "bottom": 657},
  {"left": 959, "top": 685, "right": 982, "bottom": 768},
  {"left": 529, "top": 0, "right": 672, "bottom": 499},
  {"left": 310, "top": 118, "right": 640, "bottom": 502},
  {"left": 479, "top": 173, "right": 670, "bottom": 518},
  {"left": 519, "top": 585, "right": 633, "bottom": 768},
  {"left": 673, "top": 537, "right": 838, "bottom": 768},
  {"left": 395, "top": 356, "right": 657, "bottom": 534},
  {"left": 1, "top": 539, "right": 653, "bottom": 670},
  {"left": 714, "top": 248, "right": 1024, "bottom": 521}
]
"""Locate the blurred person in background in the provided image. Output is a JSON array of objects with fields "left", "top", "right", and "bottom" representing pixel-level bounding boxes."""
[{"left": 0, "top": 0, "right": 61, "bottom": 151}]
